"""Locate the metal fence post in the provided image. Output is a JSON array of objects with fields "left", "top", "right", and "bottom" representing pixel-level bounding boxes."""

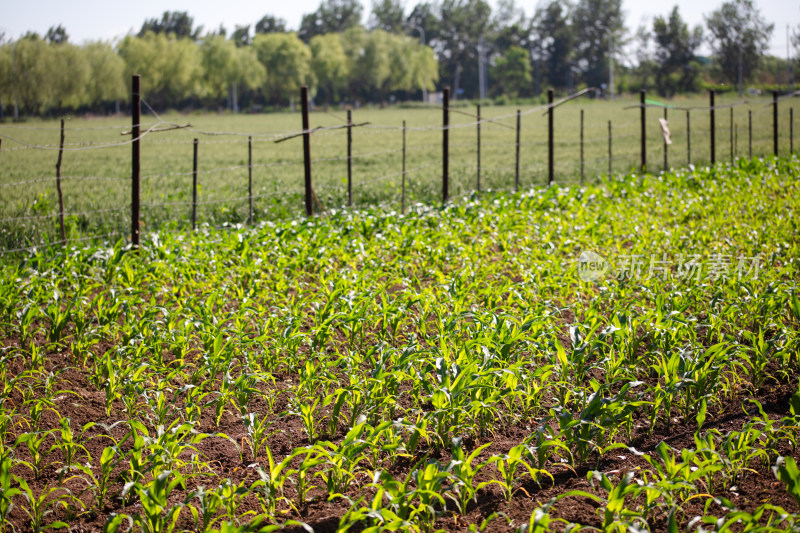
[
  {"left": 347, "top": 109, "right": 353, "bottom": 207},
  {"left": 773, "top": 90, "right": 779, "bottom": 157},
  {"left": 192, "top": 139, "right": 198, "bottom": 231},
  {"left": 709, "top": 90, "right": 715, "bottom": 165},
  {"left": 131, "top": 74, "right": 141, "bottom": 248},
  {"left": 301, "top": 86, "right": 312, "bottom": 216},
  {"left": 248, "top": 135, "right": 253, "bottom": 224},
  {"left": 476, "top": 104, "right": 481, "bottom": 192}
]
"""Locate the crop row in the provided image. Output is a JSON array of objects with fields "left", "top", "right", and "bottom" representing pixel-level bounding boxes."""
[{"left": 0, "top": 156, "right": 798, "bottom": 531}]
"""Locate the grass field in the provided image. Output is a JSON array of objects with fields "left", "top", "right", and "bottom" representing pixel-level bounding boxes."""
[
  {"left": 0, "top": 156, "right": 798, "bottom": 531},
  {"left": 0, "top": 92, "right": 793, "bottom": 250}
]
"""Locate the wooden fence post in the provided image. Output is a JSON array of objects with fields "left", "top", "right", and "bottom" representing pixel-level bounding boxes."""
[
  {"left": 401, "top": 120, "right": 406, "bottom": 214},
  {"left": 131, "top": 74, "right": 141, "bottom": 248},
  {"left": 640, "top": 89, "right": 646, "bottom": 173},
  {"left": 443, "top": 87, "right": 449, "bottom": 205},
  {"left": 301, "top": 86, "right": 312, "bottom": 216},
  {"left": 548, "top": 88, "right": 554, "bottom": 185},
  {"left": 515, "top": 109, "right": 521, "bottom": 191},
  {"left": 686, "top": 110, "right": 691, "bottom": 165},
  {"left": 748, "top": 110, "right": 752, "bottom": 159},
  {"left": 580, "top": 109, "right": 585, "bottom": 184},
  {"left": 729, "top": 108, "right": 734, "bottom": 163},
  {"left": 663, "top": 108, "right": 668, "bottom": 171},
  {"left": 55, "top": 118, "right": 66, "bottom": 245},
  {"left": 608, "top": 120, "right": 612, "bottom": 177}
]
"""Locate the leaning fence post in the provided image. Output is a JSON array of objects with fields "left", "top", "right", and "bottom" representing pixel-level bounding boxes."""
[
  {"left": 640, "top": 90, "right": 646, "bottom": 173},
  {"left": 55, "top": 118, "right": 66, "bottom": 245},
  {"left": 443, "top": 87, "right": 449, "bottom": 205},
  {"left": 301, "top": 86, "right": 312, "bottom": 216},
  {"left": 476, "top": 103, "right": 481, "bottom": 192},
  {"left": 709, "top": 89, "right": 715, "bottom": 165},
  {"left": 608, "top": 120, "right": 612, "bottom": 177},
  {"left": 580, "top": 109, "right": 585, "bottom": 184},
  {"left": 248, "top": 135, "right": 253, "bottom": 224},
  {"left": 192, "top": 139, "right": 198, "bottom": 231},
  {"left": 131, "top": 74, "right": 141, "bottom": 248},
  {"left": 401, "top": 120, "right": 406, "bottom": 215},
  {"left": 515, "top": 109, "right": 521, "bottom": 191},
  {"left": 686, "top": 110, "right": 691, "bottom": 165},
  {"left": 548, "top": 88, "right": 554, "bottom": 185},
  {"left": 347, "top": 109, "right": 353, "bottom": 207},
  {"left": 773, "top": 90, "right": 779, "bottom": 157}
]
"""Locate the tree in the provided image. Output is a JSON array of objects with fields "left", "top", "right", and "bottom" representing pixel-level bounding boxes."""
[
  {"left": 406, "top": 1, "right": 439, "bottom": 44},
  {"left": 490, "top": 45, "right": 531, "bottom": 97},
  {"left": 652, "top": 6, "right": 703, "bottom": 96},
  {"left": 46, "top": 25, "right": 68, "bottom": 44},
  {"left": 310, "top": 33, "right": 349, "bottom": 104},
  {"left": 83, "top": 41, "right": 127, "bottom": 108},
  {"left": 10, "top": 35, "right": 55, "bottom": 113},
  {"left": 705, "top": 0, "right": 773, "bottom": 96},
  {"left": 252, "top": 32, "right": 313, "bottom": 105},
  {"left": 299, "top": 0, "right": 364, "bottom": 42},
  {"left": 138, "top": 11, "right": 200, "bottom": 40},
  {"left": 370, "top": 0, "right": 406, "bottom": 33},
  {"left": 0, "top": 43, "right": 12, "bottom": 114},
  {"left": 533, "top": 1, "right": 573, "bottom": 90},
  {"left": 571, "top": 0, "right": 624, "bottom": 88},
  {"left": 50, "top": 43, "right": 90, "bottom": 109},
  {"left": 255, "top": 15, "right": 287, "bottom": 34},
  {"left": 201, "top": 35, "right": 266, "bottom": 106},
  {"left": 118, "top": 32, "right": 203, "bottom": 107},
  {"left": 231, "top": 25, "right": 251, "bottom": 47},
  {"left": 438, "top": 0, "right": 493, "bottom": 98}
]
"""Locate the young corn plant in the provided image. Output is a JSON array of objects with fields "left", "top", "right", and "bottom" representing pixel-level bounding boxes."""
[
  {"left": 13, "top": 476, "right": 80, "bottom": 533},
  {"left": 186, "top": 486, "right": 225, "bottom": 531},
  {"left": 489, "top": 444, "right": 552, "bottom": 502},
  {"left": 0, "top": 455, "right": 20, "bottom": 531},
  {"left": 123, "top": 470, "right": 188, "bottom": 533},
  {"left": 444, "top": 437, "right": 493, "bottom": 514},
  {"left": 74, "top": 445, "right": 121, "bottom": 512}
]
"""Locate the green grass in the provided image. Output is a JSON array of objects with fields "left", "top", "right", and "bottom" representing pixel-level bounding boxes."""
[
  {"left": 0, "top": 92, "right": 792, "bottom": 250},
  {"left": 0, "top": 157, "right": 798, "bottom": 531}
]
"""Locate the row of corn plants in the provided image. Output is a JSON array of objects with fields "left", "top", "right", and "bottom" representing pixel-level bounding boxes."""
[{"left": 0, "top": 156, "right": 798, "bottom": 531}]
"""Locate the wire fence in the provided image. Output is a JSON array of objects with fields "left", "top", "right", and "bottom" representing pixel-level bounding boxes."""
[{"left": 0, "top": 80, "right": 796, "bottom": 255}]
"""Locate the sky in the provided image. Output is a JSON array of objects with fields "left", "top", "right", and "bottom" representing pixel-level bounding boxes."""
[{"left": 1, "top": 0, "right": 797, "bottom": 60}]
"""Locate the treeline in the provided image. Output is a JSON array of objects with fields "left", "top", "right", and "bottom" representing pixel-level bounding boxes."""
[
  {"left": 0, "top": 0, "right": 786, "bottom": 117},
  {"left": 0, "top": 16, "right": 436, "bottom": 116}
]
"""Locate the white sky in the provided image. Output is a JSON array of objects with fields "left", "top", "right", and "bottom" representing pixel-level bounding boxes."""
[{"left": 1, "top": 0, "right": 797, "bottom": 59}]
